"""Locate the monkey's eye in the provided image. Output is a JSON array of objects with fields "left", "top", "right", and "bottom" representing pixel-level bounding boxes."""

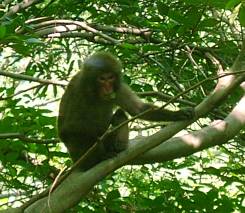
[
  {"left": 107, "top": 75, "right": 115, "bottom": 81},
  {"left": 98, "top": 73, "right": 115, "bottom": 82}
]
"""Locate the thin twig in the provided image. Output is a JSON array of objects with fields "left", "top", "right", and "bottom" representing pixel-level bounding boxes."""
[{"left": 0, "top": 70, "right": 66, "bottom": 87}]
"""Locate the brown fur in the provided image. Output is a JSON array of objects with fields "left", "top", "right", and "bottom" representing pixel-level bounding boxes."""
[{"left": 58, "top": 52, "right": 194, "bottom": 170}]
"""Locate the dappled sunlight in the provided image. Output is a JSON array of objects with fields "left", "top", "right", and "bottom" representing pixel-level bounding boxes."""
[
  {"left": 210, "top": 120, "right": 227, "bottom": 131},
  {"left": 182, "top": 120, "right": 228, "bottom": 149},
  {"left": 0, "top": 1, "right": 245, "bottom": 211},
  {"left": 182, "top": 134, "right": 202, "bottom": 148},
  {"left": 231, "top": 96, "right": 245, "bottom": 120},
  {"left": 181, "top": 95, "right": 245, "bottom": 150}
]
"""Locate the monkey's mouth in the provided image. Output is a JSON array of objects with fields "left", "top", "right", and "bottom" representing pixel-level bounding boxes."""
[{"left": 102, "top": 92, "right": 116, "bottom": 100}]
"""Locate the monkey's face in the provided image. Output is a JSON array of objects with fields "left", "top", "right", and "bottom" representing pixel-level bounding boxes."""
[{"left": 97, "top": 72, "right": 117, "bottom": 100}]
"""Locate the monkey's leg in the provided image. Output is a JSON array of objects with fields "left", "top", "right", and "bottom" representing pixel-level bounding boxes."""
[
  {"left": 103, "top": 109, "right": 129, "bottom": 156},
  {"left": 64, "top": 137, "right": 104, "bottom": 171}
]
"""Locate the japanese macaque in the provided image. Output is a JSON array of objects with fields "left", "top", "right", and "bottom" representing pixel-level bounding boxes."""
[{"left": 58, "top": 52, "right": 194, "bottom": 170}]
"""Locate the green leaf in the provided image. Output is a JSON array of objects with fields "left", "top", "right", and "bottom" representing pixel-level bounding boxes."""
[
  {"left": 106, "top": 190, "right": 120, "bottom": 201},
  {"left": 200, "top": 18, "right": 219, "bottom": 28},
  {"left": 0, "top": 25, "right": 6, "bottom": 39},
  {"left": 208, "top": 0, "right": 228, "bottom": 8},
  {"left": 8, "top": 166, "right": 17, "bottom": 176},
  {"left": 226, "top": 0, "right": 241, "bottom": 9},
  {"left": 168, "top": 10, "right": 185, "bottom": 24},
  {"left": 183, "top": 7, "right": 202, "bottom": 28},
  {"left": 157, "top": 3, "right": 169, "bottom": 16},
  {"left": 26, "top": 38, "right": 43, "bottom": 44},
  {"left": 239, "top": 5, "right": 245, "bottom": 26},
  {"left": 184, "top": 0, "right": 204, "bottom": 6},
  {"left": 6, "top": 152, "right": 19, "bottom": 161},
  {"left": 121, "top": 43, "right": 138, "bottom": 50}
]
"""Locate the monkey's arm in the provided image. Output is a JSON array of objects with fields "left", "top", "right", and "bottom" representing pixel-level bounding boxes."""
[{"left": 116, "top": 84, "right": 194, "bottom": 121}]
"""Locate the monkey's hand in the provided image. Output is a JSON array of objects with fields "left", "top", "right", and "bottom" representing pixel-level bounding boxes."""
[{"left": 175, "top": 107, "right": 195, "bottom": 120}]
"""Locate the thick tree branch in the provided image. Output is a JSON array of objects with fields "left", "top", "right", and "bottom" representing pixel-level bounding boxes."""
[
  {"left": 17, "top": 41, "right": 245, "bottom": 212},
  {"left": 132, "top": 90, "right": 245, "bottom": 164},
  {"left": 22, "top": 91, "right": 245, "bottom": 213}
]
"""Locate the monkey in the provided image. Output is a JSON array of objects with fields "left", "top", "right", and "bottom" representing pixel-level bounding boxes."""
[
  {"left": 104, "top": 108, "right": 129, "bottom": 154},
  {"left": 57, "top": 52, "right": 194, "bottom": 170}
]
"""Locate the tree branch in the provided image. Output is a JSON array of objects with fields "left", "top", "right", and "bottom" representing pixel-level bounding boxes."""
[
  {"left": 0, "top": 0, "right": 43, "bottom": 20},
  {"left": 22, "top": 90, "right": 245, "bottom": 213},
  {"left": 0, "top": 70, "right": 66, "bottom": 86},
  {"left": 19, "top": 42, "right": 245, "bottom": 212},
  {"left": 16, "top": 19, "right": 159, "bottom": 44},
  {"left": 132, "top": 91, "right": 245, "bottom": 164},
  {"left": 0, "top": 133, "right": 59, "bottom": 144}
]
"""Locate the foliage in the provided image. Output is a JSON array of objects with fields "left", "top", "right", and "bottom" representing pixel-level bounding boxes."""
[{"left": 0, "top": 0, "right": 244, "bottom": 211}]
